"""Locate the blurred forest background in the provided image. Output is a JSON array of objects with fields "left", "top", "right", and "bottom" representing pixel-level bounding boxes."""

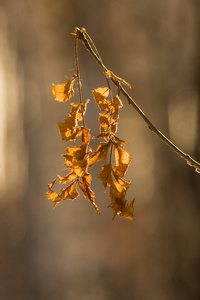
[{"left": 0, "top": 0, "right": 200, "bottom": 299}]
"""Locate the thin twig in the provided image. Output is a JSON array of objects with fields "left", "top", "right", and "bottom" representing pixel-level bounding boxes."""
[
  {"left": 74, "top": 27, "right": 200, "bottom": 173},
  {"left": 74, "top": 37, "right": 86, "bottom": 128}
]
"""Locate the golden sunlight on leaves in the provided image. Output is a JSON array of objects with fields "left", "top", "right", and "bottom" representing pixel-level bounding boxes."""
[
  {"left": 106, "top": 70, "right": 132, "bottom": 89},
  {"left": 48, "top": 29, "right": 134, "bottom": 220},
  {"left": 46, "top": 180, "right": 79, "bottom": 208},
  {"left": 52, "top": 74, "right": 77, "bottom": 102},
  {"left": 93, "top": 87, "right": 110, "bottom": 111},
  {"left": 78, "top": 173, "right": 100, "bottom": 214},
  {"left": 98, "top": 163, "right": 113, "bottom": 189},
  {"left": 88, "top": 141, "right": 111, "bottom": 168},
  {"left": 113, "top": 143, "right": 131, "bottom": 177}
]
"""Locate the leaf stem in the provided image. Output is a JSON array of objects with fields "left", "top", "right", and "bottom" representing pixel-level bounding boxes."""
[{"left": 74, "top": 27, "right": 200, "bottom": 173}]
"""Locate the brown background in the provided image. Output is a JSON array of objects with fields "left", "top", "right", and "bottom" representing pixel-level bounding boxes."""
[{"left": 0, "top": 0, "right": 200, "bottom": 299}]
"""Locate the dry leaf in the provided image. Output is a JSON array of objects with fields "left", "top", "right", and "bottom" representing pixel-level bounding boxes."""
[
  {"left": 106, "top": 70, "right": 131, "bottom": 89},
  {"left": 99, "top": 113, "right": 111, "bottom": 132},
  {"left": 93, "top": 87, "right": 110, "bottom": 111},
  {"left": 78, "top": 174, "right": 100, "bottom": 214},
  {"left": 113, "top": 143, "right": 131, "bottom": 177},
  {"left": 58, "top": 103, "right": 80, "bottom": 141},
  {"left": 118, "top": 200, "right": 134, "bottom": 220},
  {"left": 82, "top": 127, "right": 91, "bottom": 145},
  {"left": 98, "top": 163, "right": 113, "bottom": 189},
  {"left": 46, "top": 180, "right": 79, "bottom": 208},
  {"left": 77, "top": 99, "right": 90, "bottom": 121},
  {"left": 58, "top": 173, "right": 77, "bottom": 184},
  {"left": 52, "top": 74, "right": 77, "bottom": 102},
  {"left": 88, "top": 141, "right": 111, "bottom": 167},
  {"left": 63, "top": 144, "right": 88, "bottom": 177}
]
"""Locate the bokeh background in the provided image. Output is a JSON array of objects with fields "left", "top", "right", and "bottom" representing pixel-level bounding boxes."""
[{"left": 0, "top": 0, "right": 200, "bottom": 299}]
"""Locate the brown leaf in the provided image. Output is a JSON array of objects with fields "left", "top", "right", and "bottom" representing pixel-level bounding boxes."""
[
  {"left": 82, "top": 127, "right": 91, "bottom": 145},
  {"left": 52, "top": 74, "right": 77, "bottom": 102},
  {"left": 106, "top": 70, "right": 131, "bottom": 89},
  {"left": 109, "top": 181, "right": 133, "bottom": 220},
  {"left": 118, "top": 200, "right": 134, "bottom": 220},
  {"left": 112, "top": 169, "right": 131, "bottom": 189},
  {"left": 63, "top": 144, "right": 88, "bottom": 177},
  {"left": 109, "top": 95, "right": 123, "bottom": 121},
  {"left": 113, "top": 143, "right": 131, "bottom": 177},
  {"left": 93, "top": 87, "right": 110, "bottom": 111},
  {"left": 88, "top": 141, "right": 111, "bottom": 168},
  {"left": 57, "top": 173, "right": 77, "bottom": 184},
  {"left": 111, "top": 134, "right": 126, "bottom": 145},
  {"left": 99, "top": 113, "right": 110, "bottom": 132},
  {"left": 78, "top": 174, "right": 100, "bottom": 214},
  {"left": 110, "top": 119, "right": 117, "bottom": 134},
  {"left": 58, "top": 103, "right": 80, "bottom": 141},
  {"left": 95, "top": 132, "right": 110, "bottom": 140},
  {"left": 98, "top": 163, "right": 113, "bottom": 189},
  {"left": 77, "top": 99, "right": 90, "bottom": 121},
  {"left": 46, "top": 180, "right": 79, "bottom": 208}
]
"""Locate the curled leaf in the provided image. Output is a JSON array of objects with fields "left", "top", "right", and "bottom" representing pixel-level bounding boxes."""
[
  {"left": 78, "top": 174, "right": 100, "bottom": 214},
  {"left": 88, "top": 141, "right": 111, "bottom": 167},
  {"left": 98, "top": 163, "right": 113, "bottom": 189},
  {"left": 58, "top": 103, "right": 80, "bottom": 141},
  {"left": 113, "top": 143, "right": 131, "bottom": 177},
  {"left": 46, "top": 180, "right": 79, "bottom": 208},
  {"left": 77, "top": 99, "right": 90, "bottom": 121},
  {"left": 63, "top": 144, "right": 89, "bottom": 177},
  {"left": 93, "top": 87, "right": 110, "bottom": 111},
  {"left": 99, "top": 113, "right": 111, "bottom": 132},
  {"left": 106, "top": 70, "right": 131, "bottom": 89},
  {"left": 52, "top": 74, "right": 77, "bottom": 102}
]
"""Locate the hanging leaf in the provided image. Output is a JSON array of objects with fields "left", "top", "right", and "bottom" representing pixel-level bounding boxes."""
[
  {"left": 98, "top": 163, "right": 113, "bottom": 189},
  {"left": 62, "top": 144, "right": 88, "bottom": 177},
  {"left": 113, "top": 143, "right": 131, "bottom": 177},
  {"left": 57, "top": 173, "right": 77, "bottom": 184},
  {"left": 52, "top": 74, "right": 77, "bottom": 102},
  {"left": 58, "top": 103, "right": 80, "bottom": 141},
  {"left": 106, "top": 70, "right": 131, "bottom": 89},
  {"left": 99, "top": 113, "right": 111, "bottom": 132},
  {"left": 78, "top": 173, "right": 100, "bottom": 214},
  {"left": 88, "top": 141, "right": 111, "bottom": 167},
  {"left": 93, "top": 87, "right": 110, "bottom": 111},
  {"left": 46, "top": 180, "right": 79, "bottom": 208},
  {"left": 77, "top": 99, "right": 90, "bottom": 121}
]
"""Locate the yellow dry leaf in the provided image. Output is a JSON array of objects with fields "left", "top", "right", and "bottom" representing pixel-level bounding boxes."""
[
  {"left": 118, "top": 200, "right": 134, "bottom": 220},
  {"left": 78, "top": 174, "right": 100, "bottom": 214},
  {"left": 109, "top": 181, "right": 133, "bottom": 220},
  {"left": 77, "top": 99, "right": 90, "bottom": 121},
  {"left": 112, "top": 169, "right": 131, "bottom": 189},
  {"left": 106, "top": 70, "right": 131, "bottom": 89},
  {"left": 52, "top": 74, "right": 77, "bottom": 102},
  {"left": 98, "top": 163, "right": 113, "bottom": 189},
  {"left": 109, "top": 95, "right": 123, "bottom": 121},
  {"left": 110, "top": 119, "right": 117, "bottom": 134},
  {"left": 57, "top": 173, "right": 77, "bottom": 184},
  {"left": 88, "top": 141, "right": 111, "bottom": 168},
  {"left": 113, "top": 144, "right": 131, "bottom": 177},
  {"left": 46, "top": 180, "right": 79, "bottom": 208},
  {"left": 93, "top": 87, "right": 110, "bottom": 111},
  {"left": 58, "top": 103, "right": 80, "bottom": 141},
  {"left": 63, "top": 144, "right": 88, "bottom": 177},
  {"left": 82, "top": 127, "right": 91, "bottom": 145},
  {"left": 96, "top": 132, "right": 110, "bottom": 140},
  {"left": 99, "top": 113, "right": 111, "bottom": 132},
  {"left": 112, "top": 134, "right": 126, "bottom": 145}
]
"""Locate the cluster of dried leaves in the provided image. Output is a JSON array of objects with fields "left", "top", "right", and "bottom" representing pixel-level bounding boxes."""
[{"left": 47, "top": 73, "right": 134, "bottom": 220}]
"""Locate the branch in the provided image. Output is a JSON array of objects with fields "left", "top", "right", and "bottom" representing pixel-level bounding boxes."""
[{"left": 74, "top": 27, "right": 200, "bottom": 174}]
